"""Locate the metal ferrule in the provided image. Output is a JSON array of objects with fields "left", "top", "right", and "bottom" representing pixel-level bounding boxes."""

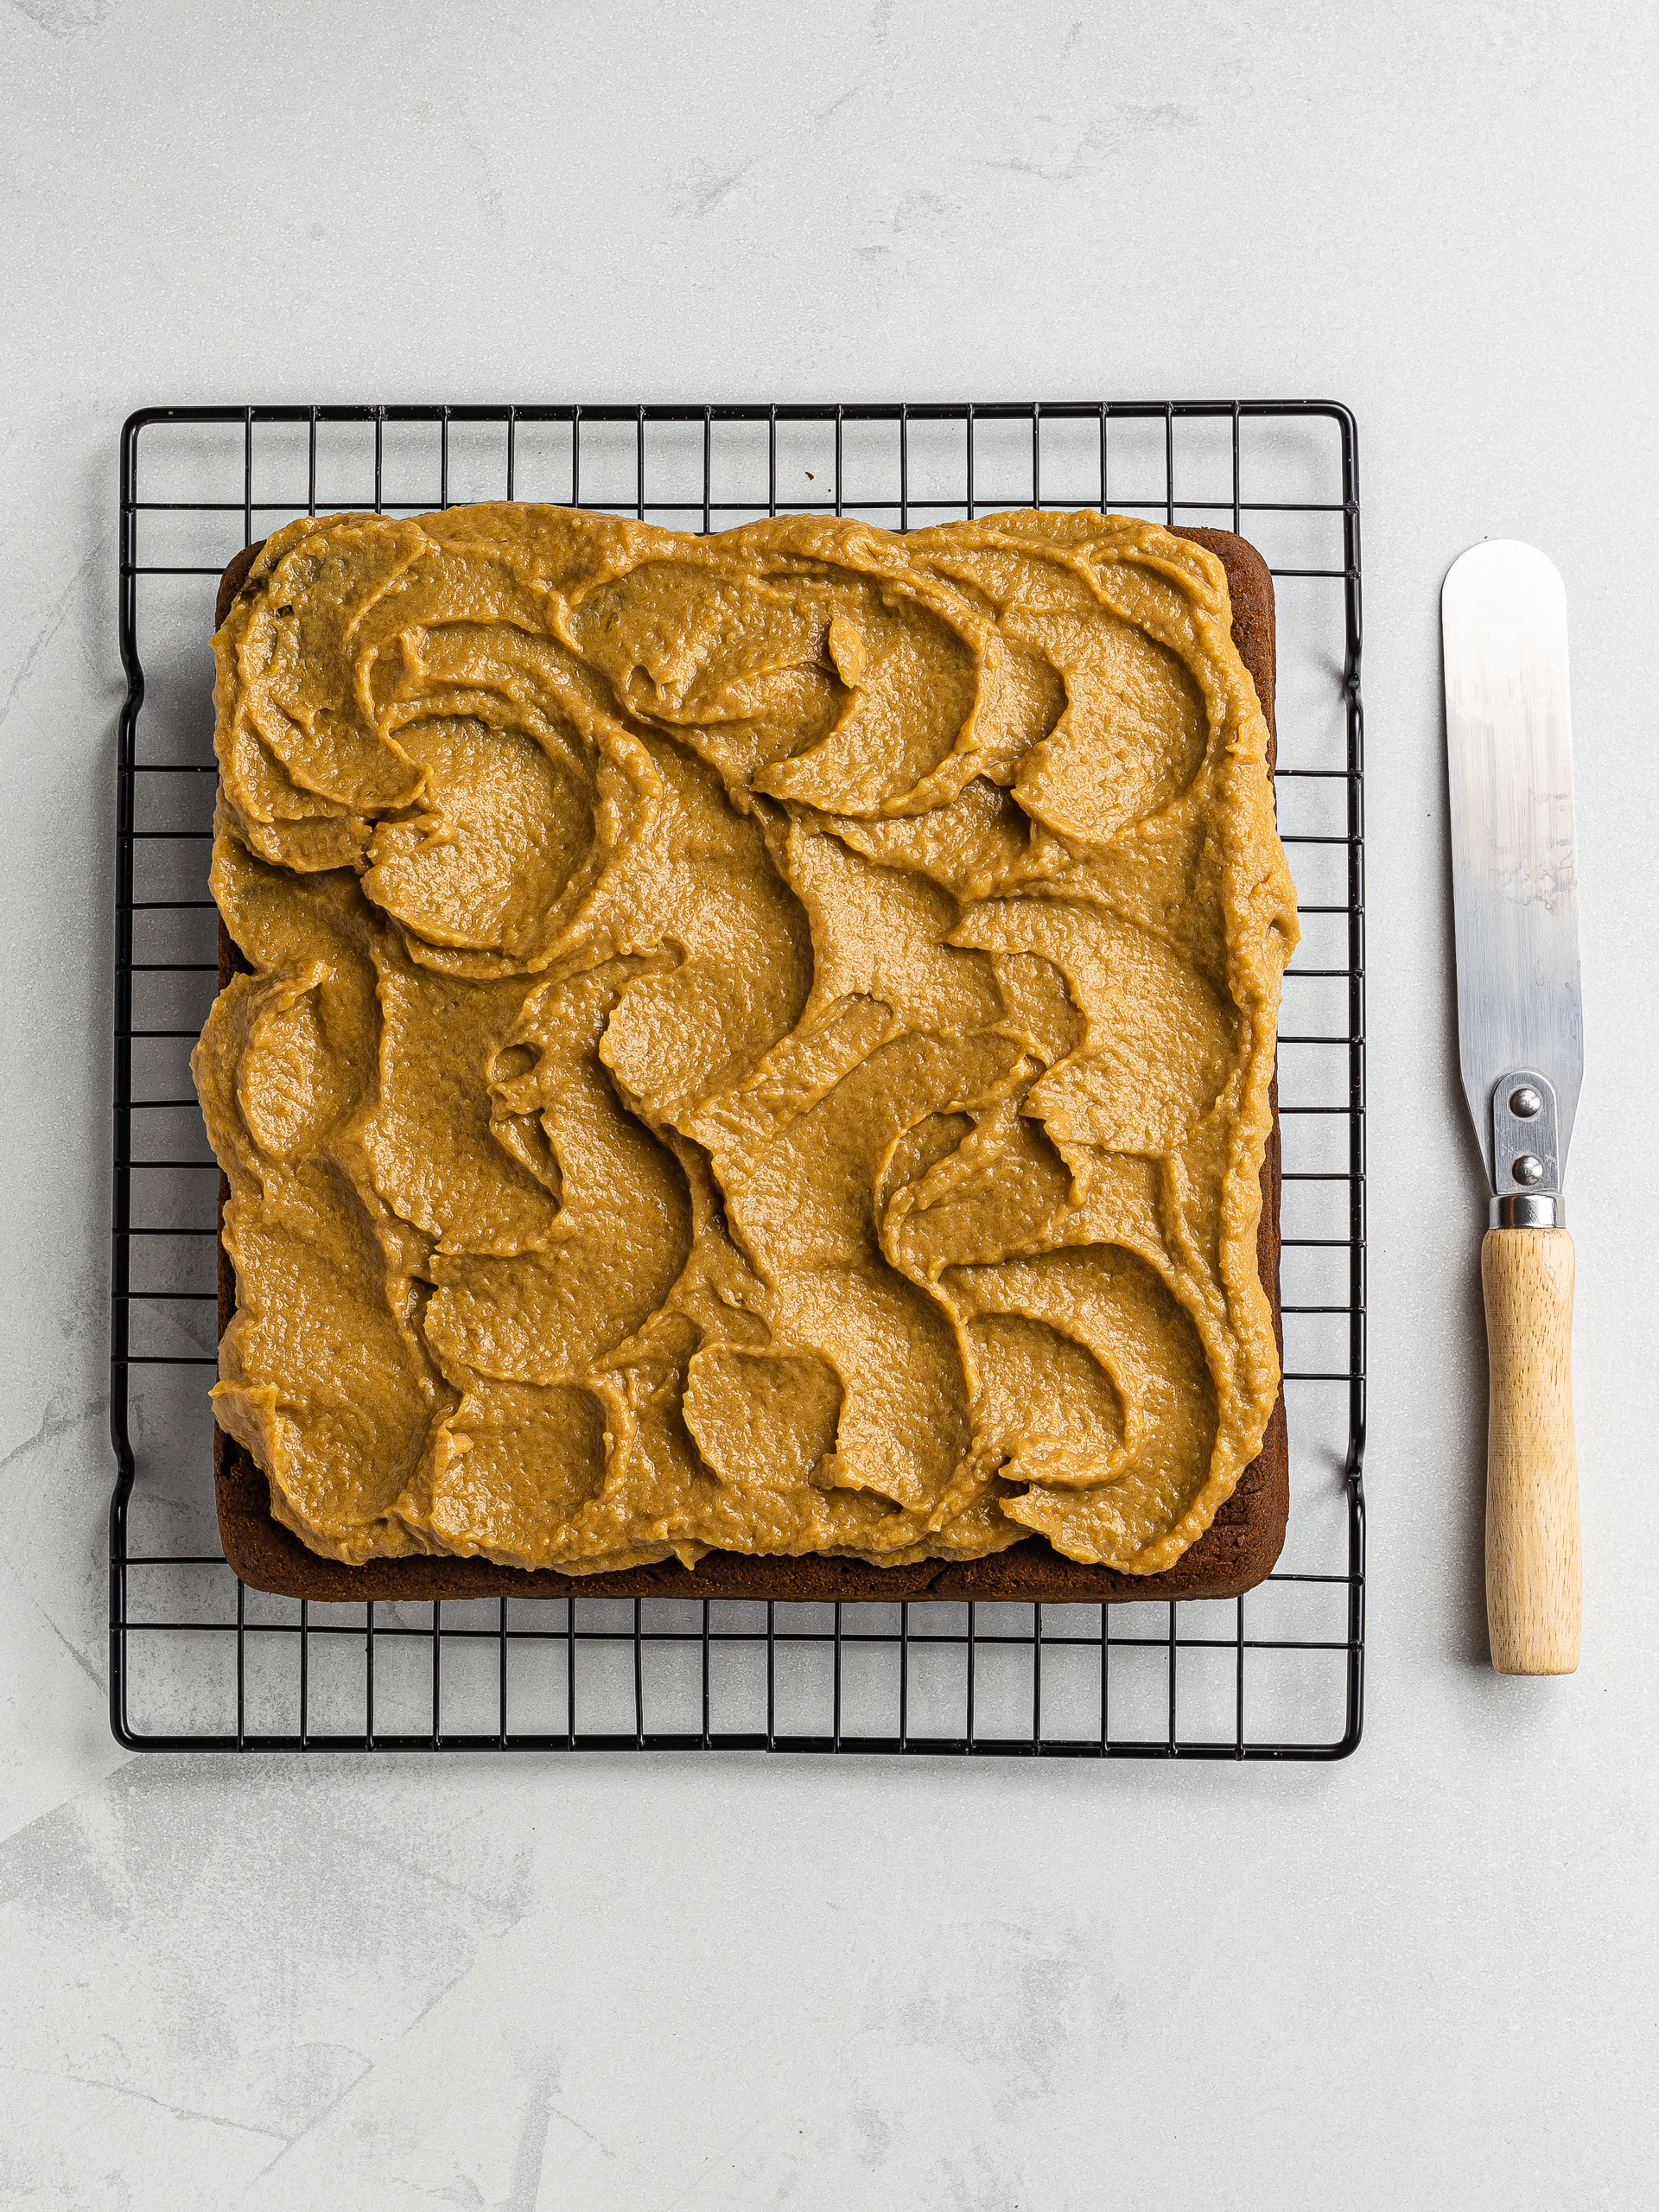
[
  {"left": 1487, "top": 1071, "right": 1566, "bottom": 1230},
  {"left": 1491, "top": 1191, "right": 1565, "bottom": 1230}
]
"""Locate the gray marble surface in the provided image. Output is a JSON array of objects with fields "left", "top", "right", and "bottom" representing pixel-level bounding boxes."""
[{"left": 4, "top": 3, "right": 1658, "bottom": 2205}]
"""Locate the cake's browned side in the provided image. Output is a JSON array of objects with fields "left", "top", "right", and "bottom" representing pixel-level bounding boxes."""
[{"left": 210, "top": 524, "right": 1289, "bottom": 1603}]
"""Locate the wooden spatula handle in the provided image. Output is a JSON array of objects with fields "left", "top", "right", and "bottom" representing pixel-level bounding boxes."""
[{"left": 1481, "top": 1226, "right": 1580, "bottom": 1675}]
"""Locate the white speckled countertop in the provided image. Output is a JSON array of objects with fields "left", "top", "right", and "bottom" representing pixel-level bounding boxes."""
[{"left": 4, "top": 3, "right": 1658, "bottom": 2205}]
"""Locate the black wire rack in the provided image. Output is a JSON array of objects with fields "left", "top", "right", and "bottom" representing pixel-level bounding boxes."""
[{"left": 111, "top": 399, "right": 1365, "bottom": 1759}]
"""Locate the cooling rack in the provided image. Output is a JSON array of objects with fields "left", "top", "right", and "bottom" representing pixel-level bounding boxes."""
[{"left": 111, "top": 399, "right": 1365, "bottom": 1758}]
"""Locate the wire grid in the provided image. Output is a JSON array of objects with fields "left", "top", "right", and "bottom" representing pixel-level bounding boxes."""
[{"left": 111, "top": 400, "right": 1365, "bottom": 1758}]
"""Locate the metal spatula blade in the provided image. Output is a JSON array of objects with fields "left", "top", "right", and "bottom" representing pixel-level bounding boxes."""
[
  {"left": 1443, "top": 540, "right": 1582, "bottom": 1676},
  {"left": 1444, "top": 542, "right": 1583, "bottom": 1192}
]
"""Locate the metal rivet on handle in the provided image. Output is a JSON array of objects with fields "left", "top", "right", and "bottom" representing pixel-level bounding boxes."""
[
  {"left": 1510, "top": 1085, "right": 1543, "bottom": 1119},
  {"left": 1512, "top": 1154, "right": 1546, "bottom": 1186}
]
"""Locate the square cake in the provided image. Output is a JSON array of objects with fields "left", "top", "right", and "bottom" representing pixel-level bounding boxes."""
[{"left": 198, "top": 508, "right": 1297, "bottom": 1595}]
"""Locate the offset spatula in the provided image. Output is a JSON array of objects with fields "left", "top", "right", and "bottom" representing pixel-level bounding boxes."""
[{"left": 1444, "top": 541, "right": 1583, "bottom": 1675}]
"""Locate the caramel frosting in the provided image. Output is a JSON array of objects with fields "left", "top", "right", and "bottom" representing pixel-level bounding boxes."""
[{"left": 194, "top": 505, "right": 1297, "bottom": 1575}]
